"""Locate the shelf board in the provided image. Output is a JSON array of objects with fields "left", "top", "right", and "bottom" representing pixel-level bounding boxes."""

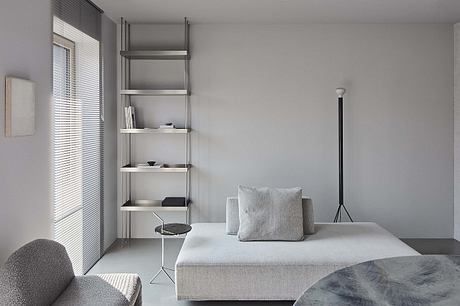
[
  {"left": 120, "top": 50, "right": 189, "bottom": 60},
  {"left": 120, "top": 128, "right": 190, "bottom": 134},
  {"left": 121, "top": 200, "right": 189, "bottom": 212},
  {"left": 120, "top": 89, "right": 189, "bottom": 96},
  {"left": 120, "top": 164, "right": 191, "bottom": 173}
]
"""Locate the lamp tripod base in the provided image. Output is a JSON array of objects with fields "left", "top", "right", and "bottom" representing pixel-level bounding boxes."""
[
  {"left": 333, "top": 204, "right": 353, "bottom": 223},
  {"left": 149, "top": 266, "right": 175, "bottom": 284}
]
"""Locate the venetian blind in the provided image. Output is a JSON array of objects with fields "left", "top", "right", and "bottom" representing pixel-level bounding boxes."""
[{"left": 52, "top": 0, "right": 102, "bottom": 275}]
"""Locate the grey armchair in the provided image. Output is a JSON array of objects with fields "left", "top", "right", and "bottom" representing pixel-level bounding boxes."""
[{"left": 0, "top": 239, "right": 142, "bottom": 306}]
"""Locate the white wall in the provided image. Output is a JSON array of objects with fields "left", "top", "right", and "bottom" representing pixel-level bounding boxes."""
[
  {"left": 0, "top": 0, "right": 53, "bottom": 263},
  {"left": 123, "top": 23, "right": 454, "bottom": 238},
  {"left": 454, "top": 23, "right": 460, "bottom": 241},
  {"left": 102, "top": 14, "right": 118, "bottom": 251}
]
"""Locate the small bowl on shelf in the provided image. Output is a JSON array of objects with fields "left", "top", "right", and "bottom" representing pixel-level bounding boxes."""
[{"left": 147, "top": 161, "right": 156, "bottom": 166}]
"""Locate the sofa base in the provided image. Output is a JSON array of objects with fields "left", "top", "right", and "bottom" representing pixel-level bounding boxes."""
[{"left": 175, "top": 222, "right": 419, "bottom": 301}]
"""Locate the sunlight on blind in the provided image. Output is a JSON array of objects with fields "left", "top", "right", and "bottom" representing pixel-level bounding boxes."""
[{"left": 53, "top": 15, "right": 101, "bottom": 275}]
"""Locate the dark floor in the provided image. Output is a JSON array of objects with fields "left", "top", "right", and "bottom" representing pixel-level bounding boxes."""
[{"left": 401, "top": 238, "right": 460, "bottom": 255}]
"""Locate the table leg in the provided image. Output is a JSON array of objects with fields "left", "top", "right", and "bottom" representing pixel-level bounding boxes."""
[
  {"left": 129, "top": 211, "right": 132, "bottom": 239},
  {"left": 150, "top": 212, "right": 176, "bottom": 285}
]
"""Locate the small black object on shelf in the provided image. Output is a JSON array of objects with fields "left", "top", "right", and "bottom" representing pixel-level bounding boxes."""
[{"left": 162, "top": 197, "right": 187, "bottom": 207}]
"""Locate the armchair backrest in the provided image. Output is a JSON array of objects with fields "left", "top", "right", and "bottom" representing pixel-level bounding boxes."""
[{"left": 0, "top": 239, "right": 75, "bottom": 305}]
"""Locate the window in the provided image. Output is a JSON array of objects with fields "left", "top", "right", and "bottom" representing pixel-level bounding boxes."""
[{"left": 52, "top": 16, "right": 101, "bottom": 275}]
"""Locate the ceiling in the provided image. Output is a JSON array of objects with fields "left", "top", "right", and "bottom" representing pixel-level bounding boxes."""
[{"left": 92, "top": 0, "right": 460, "bottom": 24}]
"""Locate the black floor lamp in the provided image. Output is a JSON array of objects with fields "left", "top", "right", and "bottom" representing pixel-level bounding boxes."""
[{"left": 333, "top": 88, "right": 353, "bottom": 223}]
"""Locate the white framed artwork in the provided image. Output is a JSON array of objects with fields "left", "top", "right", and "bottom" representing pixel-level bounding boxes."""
[{"left": 5, "top": 77, "right": 35, "bottom": 137}]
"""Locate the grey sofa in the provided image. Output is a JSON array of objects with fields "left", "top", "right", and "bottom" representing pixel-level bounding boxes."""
[{"left": 0, "top": 239, "right": 141, "bottom": 306}]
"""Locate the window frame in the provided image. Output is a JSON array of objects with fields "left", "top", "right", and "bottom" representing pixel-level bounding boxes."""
[
  {"left": 52, "top": 33, "right": 82, "bottom": 223},
  {"left": 53, "top": 33, "right": 76, "bottom": 102}
]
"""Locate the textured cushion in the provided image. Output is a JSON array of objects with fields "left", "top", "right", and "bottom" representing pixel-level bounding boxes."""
[
  {"left": 0, "top": 239, "right": 75, "bottom": 306},
  {"left": 52, "top": 273, "right": 142, "bottom": 306},
  {"left": 175, "top": 222, "right": 420, "bottom": 300},
  {"left": 225, "top": 197, "right": 315, "bottom": 235},
  {"left": 227, "top": 197, "right": 315, "bottom": 235},
  {"left": 237, "top": 186, "right": 304, "bottom": 241}
]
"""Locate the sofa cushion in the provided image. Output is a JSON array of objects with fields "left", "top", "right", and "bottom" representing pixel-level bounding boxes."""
[
  {"left": 226, "top": 197, "right": 314, "bottom": 235},
  {"left": 237, "top": 186, "right": 304, "bottom": 241},
  {"left": 225, "top": 197, "right": 240, "bottom": 235},
  {"left": 175, "top": 222, "right": 420, "bottom": 300},
  {"left": 302, "top": 198, "right": 315, "bottom": 234},
  {"left": 52, "top": 273, "right": 141, "bottom": 306}
]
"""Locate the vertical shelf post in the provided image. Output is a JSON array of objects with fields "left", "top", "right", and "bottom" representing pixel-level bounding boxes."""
[
  {"left": 184, "top": 17, "right": 191, "bottom": 224},
  {"left": 120, "top": 17, "right": 126, "bottom": 239}
]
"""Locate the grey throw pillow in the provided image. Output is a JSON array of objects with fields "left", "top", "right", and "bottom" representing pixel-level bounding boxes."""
[{"left": 237, "top": 186, "right": 304, "bottom": 241}]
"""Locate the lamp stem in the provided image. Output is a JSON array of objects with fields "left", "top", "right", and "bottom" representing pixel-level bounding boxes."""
[{"left": 338, "top": 96, "right": 344, "bottom": 208}]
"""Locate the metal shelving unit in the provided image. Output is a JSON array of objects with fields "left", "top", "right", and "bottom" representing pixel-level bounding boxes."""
[{"left": 120, "top": 17, "right": 191, "bottom": 239}]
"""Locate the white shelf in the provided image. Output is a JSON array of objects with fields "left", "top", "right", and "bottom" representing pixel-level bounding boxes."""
[
  {"left": 121, "top": 200, "right": 189, "bottom": 212},
  {"left": 120, "top": 164, "right": 191, "bottom": 173},
  {"left": 120, "top": 128, "right": 190, "bottom": 134},
  {"left": 120, "top": 89, "right": 190, "bottom": 96},
  {"left": 120, "top": 50, "right": 189, "bottom": 60}
]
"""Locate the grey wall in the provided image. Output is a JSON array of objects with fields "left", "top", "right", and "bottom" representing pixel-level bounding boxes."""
[
  {"left": 455, "top": 23, "right": 460, "bottom": 241},
  {"left": 121, "top": 23, "right": 454, "bottom": 239},
  {"left": 102, "top": 14, "right": 118, "bottom": 251},
  {"left": 0, "top": 0, "right": 53, "bottom": 263}
]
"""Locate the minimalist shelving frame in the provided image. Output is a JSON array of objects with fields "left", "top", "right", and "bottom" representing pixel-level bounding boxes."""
[{"left": 120, "top": 17, "right": 191, "bottom": 239}]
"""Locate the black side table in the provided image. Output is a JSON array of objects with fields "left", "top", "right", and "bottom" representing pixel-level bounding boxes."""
[{"left": 149, "top": 211, "right": 192, "bottom": 285}]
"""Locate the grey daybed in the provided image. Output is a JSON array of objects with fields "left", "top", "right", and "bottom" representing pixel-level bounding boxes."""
[{"left": 175, "top": 198, "right": 419, "bottom": 300}]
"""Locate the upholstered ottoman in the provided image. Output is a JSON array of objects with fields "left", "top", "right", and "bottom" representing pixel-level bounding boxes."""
[{"left": 175, "top": 222, "right": 419, "bottom": 301}]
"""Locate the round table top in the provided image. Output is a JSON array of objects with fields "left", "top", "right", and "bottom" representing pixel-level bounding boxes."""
[
  {"left": 155, "top": 223, "right": 192, "bottom": 236},
  {"left": 294, "top": 255, "right": 460, "bottom": 306}
]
